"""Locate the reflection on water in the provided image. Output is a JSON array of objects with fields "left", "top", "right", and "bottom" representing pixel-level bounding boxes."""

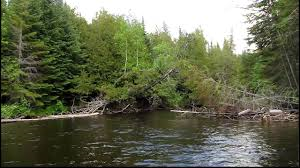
[{"left": 1, "top": 111, "right": 299, "bottom": 167}]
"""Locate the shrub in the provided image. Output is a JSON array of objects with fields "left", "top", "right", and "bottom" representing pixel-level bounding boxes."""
[
  {"left": 1, "top": 99, "right": 31, "bottom": 119},
  {"left": 43, "top": 100, "right": 68, "bottom": 115}
]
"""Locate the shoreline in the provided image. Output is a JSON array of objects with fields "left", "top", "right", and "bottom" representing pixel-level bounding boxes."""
[
  {"left": 2, "top": 108, "right": 298, "bottom": 124},
  {"left": 1, "top": 112, "right": 100, "bottom": 124},
  {"left": 171, "top": 109, "right": 299, "bottom": 122},
  {"left": 0, "top": 107, "right": 159, "bottom": 124}
]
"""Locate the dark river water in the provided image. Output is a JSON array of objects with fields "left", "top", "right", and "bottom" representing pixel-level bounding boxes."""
[{"left": 1, "top": 111, "right": 299, "bottom": 167}]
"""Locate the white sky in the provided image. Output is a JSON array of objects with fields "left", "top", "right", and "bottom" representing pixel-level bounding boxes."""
[{"left": 64, "top": 0, "right": 255, "bottom": 54}]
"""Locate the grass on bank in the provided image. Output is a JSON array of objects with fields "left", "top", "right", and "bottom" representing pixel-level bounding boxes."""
[{"left": 1, "top": 99, "right": 68, "bottom": 119}]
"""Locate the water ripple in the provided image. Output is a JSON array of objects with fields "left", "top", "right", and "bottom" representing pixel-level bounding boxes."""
[{"left": 1, "top": 111, "right": 298, "bottom": 167}]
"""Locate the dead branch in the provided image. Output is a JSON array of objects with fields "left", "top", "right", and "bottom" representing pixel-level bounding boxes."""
[
  {"left": 111, "top": 104, "right": 131, "bottom": 114},
  {"left": 73, "top": 96, "right": 108, "bottom": 114},
  {"left": 238, "top": 109, "right": 251, "bottom": 116}
]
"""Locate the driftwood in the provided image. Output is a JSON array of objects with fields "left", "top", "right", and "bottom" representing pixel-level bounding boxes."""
[
  {"left": 269, "top": 109, "right": 283, "bottom": 115},
  {"left": 73, "top": 96, "right": 138, "bottom": 115},
  {"left": 100, "top": 104, "right": 106, "bottom": 115},
  {"left": 171, "top": 110, "right": 213, "bottom": 114},
  {"left": 110, "top": 104, "right": 131, "bottom": 114},
  {"left": 171, "top": 106, "right": 298, "bottom": 122},
  {"left": 238, "top": 109, "right": 251, "bottom": 116},
  {"left": 72, "top": 97, "right": 107, "bottom": 114},
  {"left": 171, "top": 109, "right": 236, "bottom": 120},
  {"left": 204, "top": 77, "right": 299, "bottom": 113},
  {"left": 1, "top": 113, "right": 99, "bottom": 123}
]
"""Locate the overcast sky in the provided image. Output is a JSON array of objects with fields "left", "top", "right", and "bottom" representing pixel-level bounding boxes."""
[{"left": 64, "top": 0, "right": 254, "bottom": 54}]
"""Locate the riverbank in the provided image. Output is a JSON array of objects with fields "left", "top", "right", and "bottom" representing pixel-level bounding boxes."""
[
  {"left": 2, "top": 106, "right": 298, "bottom": 124},
  {"left": 1, "top": 112, "right": 100, "bottom": 123},
  {"left": 171, "top": 108, "right": 299, "bottom": 122}
]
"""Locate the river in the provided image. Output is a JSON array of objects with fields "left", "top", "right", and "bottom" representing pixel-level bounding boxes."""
[{"left": 1, "top": 110, "right": 299, "bottom": 167}]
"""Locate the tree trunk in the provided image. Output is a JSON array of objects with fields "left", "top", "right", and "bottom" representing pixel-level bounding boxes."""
[{"left": 124, "top": 39, "right": 128, "bottom": 74}]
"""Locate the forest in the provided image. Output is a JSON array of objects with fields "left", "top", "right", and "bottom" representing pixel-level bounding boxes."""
[{"left": 1, "top": 0, "right": 299, "bottom": 119}]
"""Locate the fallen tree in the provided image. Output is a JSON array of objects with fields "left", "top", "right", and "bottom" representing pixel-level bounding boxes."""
[{"left": 1, "top": 112, "right": 99, "bottom": 123}]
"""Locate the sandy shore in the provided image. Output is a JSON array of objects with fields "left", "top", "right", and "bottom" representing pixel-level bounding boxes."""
[{"left": 1, "top": 112, "right": 100, "bottom": 123}]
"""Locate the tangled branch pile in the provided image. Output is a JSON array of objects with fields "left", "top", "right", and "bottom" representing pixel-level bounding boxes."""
[{"left": 71, "top": 97, "right": 108, "bottom": 114}]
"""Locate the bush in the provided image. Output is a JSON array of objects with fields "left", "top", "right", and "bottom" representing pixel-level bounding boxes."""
[
  {"left": 153, "top": 78, "right": 183, "bottom": 107},
  {"left": 99, "top": 84, "right": 129, "bottom": 101},
  {"left": 42, "top": 100, "right": 68, "bottom": 115},
  {"left": 1, "top": 99, "right": 31, "bottom": 119}
]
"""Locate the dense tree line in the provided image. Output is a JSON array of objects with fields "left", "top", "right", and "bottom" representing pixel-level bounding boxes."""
[
  {"left": 244, "top": 0, "right": 299, "bottom": 93},
  {"left": 1, "top": 0, "right": 298, "bottom": 118}
]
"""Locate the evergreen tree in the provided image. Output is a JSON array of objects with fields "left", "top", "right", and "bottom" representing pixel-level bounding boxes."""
[
  {"left": 246, "top": 0, "right": 299, "bottom": 91},
  {"left": 2, "top": 0, "right": 49, "bottom": 106},
  {"left": 39, "top": 0, "right": 84, "bottom": 105}
]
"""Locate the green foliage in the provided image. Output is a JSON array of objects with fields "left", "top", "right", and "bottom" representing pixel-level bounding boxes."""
[
  {"left": 179, "top": 64, "right": 220, "bottom": 107},
  {"left": 246, "top": 0, "right": 299, "bottom": 91},
  {"left": 69, "top": 70, "right": 95, "bottom": 95},
  {"left": 85, "top": 10, "right": 123, "bottom": 84},
  {"left": 149, "top": 26, "right": 175, "bottom": 58},
  {"left": 153, "top": 78, "right": 183, "bottom": 107},
  {"left": 42, "top": 100, "right": 68, "bottom": 115},
  {"left": 40, "top": 1, "right": 85, "bottom": 104},
  {"left": 1, "top": 99, "right": 68, "bottom": 118},
  {"left": 1, "top": 99, "right": 31, "bottom": 119},
  {"left": 1, "top": 0, "right": 298, "bottom": 118},
  {"left": 153, "top": 54, "right": 177, "bottom": 73},
  {"left": 100, "top": 84, "right": 129, "bottom": 101},
  {"left": 114, "top": 17, "right": 152, "bottom": 71},
  {"left": 186, "top": 28, "right": 207, "bottom": 67},
  {"left": 249, "top": 59, "right": 271, "bottom": 92}
]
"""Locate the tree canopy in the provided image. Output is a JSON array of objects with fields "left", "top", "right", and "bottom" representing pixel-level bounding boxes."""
[{"left": 1, "top": 0, "right": 298, "bottom": 118}]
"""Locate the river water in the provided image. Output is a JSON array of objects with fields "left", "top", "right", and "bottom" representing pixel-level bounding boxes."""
[{"left": 1, "top": 110, "right": 299, "bottom": 167}]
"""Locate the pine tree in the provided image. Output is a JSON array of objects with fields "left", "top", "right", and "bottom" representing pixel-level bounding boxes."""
[
  {"left": 1, "top": 0, "right": 49, "bottom": 106},
  {"left": 38, "top": 0, "right": 85, "bottom": 106},
  {"left": 246, "top": 0, "right": 299, "bottom": 91}
]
